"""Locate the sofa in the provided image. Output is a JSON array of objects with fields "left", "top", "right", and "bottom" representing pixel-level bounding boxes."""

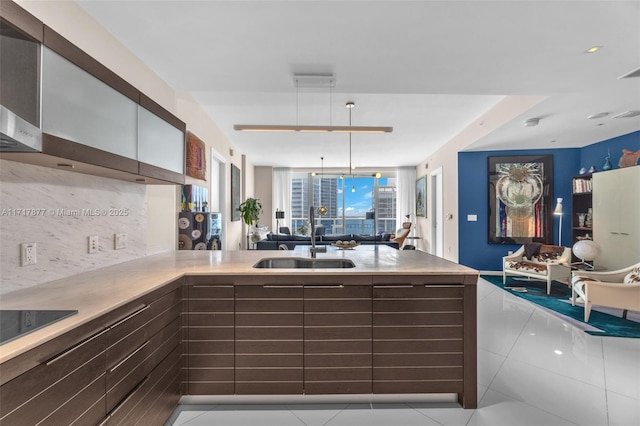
[
  {"left": 256, "top": 233, "right": 399, "bottom": 250},
  {"left": 571, "top": 262, "right": 640, "bottom": 321},
  {"left": 502, "top": 243, "right": 572, "bottom": 295}
]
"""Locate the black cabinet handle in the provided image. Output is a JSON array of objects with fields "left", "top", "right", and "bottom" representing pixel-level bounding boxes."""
[{"left": 304, "top": 284, "right": 344, "bottom": 289}]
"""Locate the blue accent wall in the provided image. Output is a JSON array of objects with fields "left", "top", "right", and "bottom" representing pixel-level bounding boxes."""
[
  {"left": 458, "top": 148, "right": 580, "bottom": 271},
  {"left": 458, "top": 131, "right": 640, "bottom": 271}
]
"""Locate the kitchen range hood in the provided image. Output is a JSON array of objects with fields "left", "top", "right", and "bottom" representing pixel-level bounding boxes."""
[{"left": 0, "top": 105, "right": 42, "bottom": 152}]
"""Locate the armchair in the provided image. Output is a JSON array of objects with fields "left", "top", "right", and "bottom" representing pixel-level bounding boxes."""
[
  {"left": 391, "top": 222, "right": 412, "bottom": 247},
  {"left": 571, "top": 262, "right": 640, "bottom": 322},
  {"left": 503, "top": 244, "right": 572, "bottom": 295}
]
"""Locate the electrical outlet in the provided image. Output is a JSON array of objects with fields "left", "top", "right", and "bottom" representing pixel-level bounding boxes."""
[
  {"left": 89, "top": 236, "right": 99, "bottom": 254},
  {"left": 21, "top": 242, "right": 37, "bottom": 266},
  {"left": 114, "top": 233, "right": 126, "bottom": 250}
]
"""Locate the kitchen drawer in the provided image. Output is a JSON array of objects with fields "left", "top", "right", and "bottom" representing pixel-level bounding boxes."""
[
  {"left": 106, "top": 287, "right": 181, "bottom": 348},
  {"left": 0, "top": 346, "right": 106, "bottom": 425},
  {"left": 105, "top": 344, "right": 181, "bottom": 425},
  {"left": 0, "top": 328, "right": 107, "bottom": 425},
  {"left": 38, "top": 374, "right": 106, "bottom": 426},
  {"left": 187, "top": 312, "right": 234, "bottom": 327},
  {"left": 106, "top": 295, "right": 180, "bottom": 369},
  {"left": 187, "top": 326, "right": 234, "bottom": 341},
  {"left": 373, "top": 325, "right": 463, "bottom": 340},
  {"left": 106, "top": 317, "right": 180, "bottom": 412},
  {"left": 187, "top": 283, "right": 234, "bottom": 300}
]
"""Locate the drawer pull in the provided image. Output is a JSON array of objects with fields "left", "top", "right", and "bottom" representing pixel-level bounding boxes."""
[
  {"left": 373, "top": 284, "right": 414, "bottom": 288},
  {"left": 304, "top": 284, "right": 344, "bottom": 289},
  {"left": 610, "top": 232, "right": 619, "bottom": 235},
  {"left": 109, "top": 304, "right": 150, "bottom": 329},
  {"left": 620, "top": 232, "right": 630, "bottom": 236},
  {"left": 193, "top": 284, "right": 233, "bottom": 288},
  {"left": 109, "top": 341, "right": 150, "bottom": 373},
  {"left": 107, "top": 376, "right": 150, "bottom": 418},
  {"left": 45, "top": 328, "right": 109, "bottom": 366},
  {"left": 263, "top": 284, "right": 303, "bottom": 288}
]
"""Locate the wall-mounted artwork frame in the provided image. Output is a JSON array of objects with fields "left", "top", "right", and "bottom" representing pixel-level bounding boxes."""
[
  {"left": 416, "top": 176, "right": 426, "bottom": 217},
  {"left": 488, "top": 155, "right": 553, "bottom": 244},
  {"left": 186, "top": 131, "right": 207, "bottom": 180},
  {"left": 231, "top": 163, "right": 241, "bottom": 222}
]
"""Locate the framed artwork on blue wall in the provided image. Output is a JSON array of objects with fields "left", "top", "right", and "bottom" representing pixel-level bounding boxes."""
[{"left": 488, "top": 155, "right": 553, "bottom": 244}]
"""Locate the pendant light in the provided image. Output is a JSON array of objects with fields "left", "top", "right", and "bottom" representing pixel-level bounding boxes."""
[
  {"left": 347, "top": 102, "right": 356, "bottom": 192},
  {"left": 318, "top": 156, "right": 328, "bottom": 216},
  {"left": 234, "top": 75, "right": 393, "bottom": 133}
]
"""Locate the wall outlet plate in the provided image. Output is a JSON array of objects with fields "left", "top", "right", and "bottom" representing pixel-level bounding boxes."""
[
  {"left": 114, "top": 233, "right": 126, "bottom": 250},
  {"left": 89, "top": 236, "right": 99, "bottom": 254},
  {"left": 21, "top": 242, "right": 37, "bottom": 266}
]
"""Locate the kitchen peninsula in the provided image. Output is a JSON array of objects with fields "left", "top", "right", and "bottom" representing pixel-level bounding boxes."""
[{"left": 0, "top": 247, "right": 478, "bottom": 425}]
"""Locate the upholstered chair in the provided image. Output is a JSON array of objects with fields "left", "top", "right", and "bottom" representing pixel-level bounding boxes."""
[
  {"left": 571, "top": 262, "right": 640, "bottom": 321},
  {"left": 392, "top": 222, "right": 412, "bottom": 247}
]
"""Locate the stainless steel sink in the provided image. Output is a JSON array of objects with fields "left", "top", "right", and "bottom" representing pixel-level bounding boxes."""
[{"left": 253, "top": 257, "right": 355, "bottom": 269}]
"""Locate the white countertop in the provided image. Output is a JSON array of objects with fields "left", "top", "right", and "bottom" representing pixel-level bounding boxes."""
[{"left": 0, "top": 247, "right": 477, "bottom": 364}]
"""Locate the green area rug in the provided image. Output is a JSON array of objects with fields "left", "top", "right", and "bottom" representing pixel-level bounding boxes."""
[{"left": 481, "top": 275, "right": 640, "bottom": 338}]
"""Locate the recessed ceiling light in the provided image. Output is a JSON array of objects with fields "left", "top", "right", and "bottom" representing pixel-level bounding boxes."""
[
  {"left": 596, "top": 123, "right": 605, "bottom": 126},
  {"left": 588, "top": 112, "right": 609, "bottom": 119},
  {"left": 585, "top": 46, "right": 602, "bottom": 53},
  {"left": 524, "top": 118, "right": 540, "bottom": 127}
]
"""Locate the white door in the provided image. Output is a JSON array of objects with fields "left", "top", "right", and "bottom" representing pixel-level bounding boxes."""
[{"left": 431, "top": 167, "right": 444, "bottom": 257}]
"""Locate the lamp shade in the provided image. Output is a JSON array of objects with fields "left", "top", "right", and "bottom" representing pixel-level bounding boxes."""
[
  {"left": 553, "top": 198, "right": 563, "bottom": 215},
  {"left": 572, "top": 240, "right": 601, "bottom": 262}
]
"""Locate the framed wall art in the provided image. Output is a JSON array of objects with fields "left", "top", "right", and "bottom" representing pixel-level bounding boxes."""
[
  {"left": 186, "top": 131, "right": 207, "bottom": 180},
  {"left": 488, "top": 155, "right": 553, "bottom": 244},
  {"left": 416, "top": 176, "right": 427, "bottom": 217},
  {"left": 231, "top": 163, "right": 241, "bottom": 221}
]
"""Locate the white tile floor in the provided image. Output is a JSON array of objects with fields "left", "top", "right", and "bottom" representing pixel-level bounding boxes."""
[{"left": 167, "top": 277, "right": 640, "bottom": 426}]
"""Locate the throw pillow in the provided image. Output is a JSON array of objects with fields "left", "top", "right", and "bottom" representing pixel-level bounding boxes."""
[{"left": 623, "top": 267, "right": 640, "bottom": 284}]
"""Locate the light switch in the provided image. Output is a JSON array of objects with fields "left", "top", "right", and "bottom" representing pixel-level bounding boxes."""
[{"left": 467, "top": 214, "right": 478, "bottom": 222}]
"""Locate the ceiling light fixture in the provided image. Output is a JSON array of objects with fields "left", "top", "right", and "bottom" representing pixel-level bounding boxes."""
[
  {"left": 347, "top": 102, "right": 356, "bottom": 193},
  {"left": 524, "top": 117, "right": 540, "bottom": 127},
  {"left": 588, "top": 112, "right": 609, "bottom": 119},
  {"left": 234, "top": 74, "right": 393, "bottom": 134},
  {"left": 318, "top": 156, "right": 327, "bottom": 216},
  {"left": 585, "top": 46, "right": 602, "bottom": 53}
]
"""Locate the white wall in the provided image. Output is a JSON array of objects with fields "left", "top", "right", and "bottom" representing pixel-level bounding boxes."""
[
  {"left": 415, "top": 95, "right": 546, "bottom": 262},
  {"left": 1, "top": 1, "right": 248, "bottom": 293}
]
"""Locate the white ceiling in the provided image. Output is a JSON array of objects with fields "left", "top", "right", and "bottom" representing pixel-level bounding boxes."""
[{"left": 76, "top": 0, "right": 640, "bottom": 169}]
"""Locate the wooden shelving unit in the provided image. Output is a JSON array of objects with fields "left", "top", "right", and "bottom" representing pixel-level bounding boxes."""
[{"left": 571, "top": 174, "right": 593, "bottom": 263}]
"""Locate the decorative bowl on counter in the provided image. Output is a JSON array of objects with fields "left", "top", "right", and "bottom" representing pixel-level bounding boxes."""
[{"left": 331, "top": 240, "right": 360, "bottom": 249}]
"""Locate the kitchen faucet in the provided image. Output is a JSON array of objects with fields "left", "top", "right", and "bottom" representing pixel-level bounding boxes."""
[{"left": 309, "top": 206, "right": 327, "bottom": 258}]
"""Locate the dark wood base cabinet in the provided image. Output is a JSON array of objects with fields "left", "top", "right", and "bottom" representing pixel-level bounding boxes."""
[
  {"left": 182, "top": 274, "right": 477, "bottom": 408},
  {"left": 0, "top": 279, "right": 183, "bottom": 426},
  {"left": 1, "top": 270, "right": 477, "bottom": 426}
]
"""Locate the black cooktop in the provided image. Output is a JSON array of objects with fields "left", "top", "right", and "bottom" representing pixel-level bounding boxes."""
[{"left": 0, "top": 310, "right": 78, "bottom": 345}]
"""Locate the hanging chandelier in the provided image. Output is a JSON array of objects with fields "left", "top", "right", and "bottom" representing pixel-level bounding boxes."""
[{"left": 318, "top": 156, "right": 328, "bottom": 216}]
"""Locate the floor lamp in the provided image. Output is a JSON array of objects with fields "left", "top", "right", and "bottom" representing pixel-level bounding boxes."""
[{"left": 553, "top": 198, "right": 563, "bottom": 246}]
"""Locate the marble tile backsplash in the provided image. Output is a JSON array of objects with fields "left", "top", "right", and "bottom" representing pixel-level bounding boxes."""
[{"left": 0, "top": 160, "right": 148, "bottom": 295}]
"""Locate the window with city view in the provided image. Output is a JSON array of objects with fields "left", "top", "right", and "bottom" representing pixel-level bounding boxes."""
[{"left": 290, "top": 173, "right": 397, "bottom": 236}]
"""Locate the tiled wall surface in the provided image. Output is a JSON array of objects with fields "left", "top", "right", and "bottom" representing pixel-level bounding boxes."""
[{"left": 0, "top": 160, "right": 148, "bottom": 294}]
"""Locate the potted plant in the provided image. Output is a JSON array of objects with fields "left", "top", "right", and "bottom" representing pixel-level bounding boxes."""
[{"left": 238, "top": 198, "right": 263, "bottom": 246}]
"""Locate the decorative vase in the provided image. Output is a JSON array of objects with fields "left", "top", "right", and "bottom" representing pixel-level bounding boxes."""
[
  {"left": 585, "top": 208, "right": 593, "bottom": 228},
  {"left": 578, "top": 213, "right": 586, "bottom": 228},
  {"left": 603, "top": 157, "right": 612, "bottom": 171}
]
